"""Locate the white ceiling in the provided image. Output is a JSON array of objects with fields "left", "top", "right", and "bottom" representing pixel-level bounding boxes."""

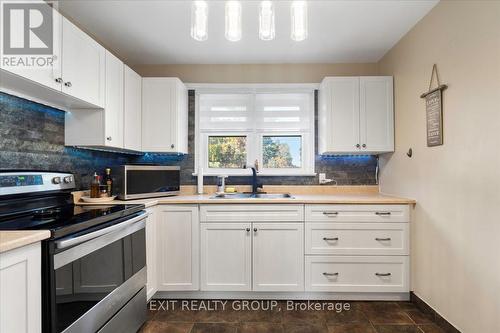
[{"left": 58, "top": 0, "right": 438, "bottom": 65}]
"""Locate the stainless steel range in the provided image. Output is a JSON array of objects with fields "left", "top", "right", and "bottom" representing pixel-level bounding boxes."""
[{"left": 0, "top": 171, "right": 147, "bottom": 333}]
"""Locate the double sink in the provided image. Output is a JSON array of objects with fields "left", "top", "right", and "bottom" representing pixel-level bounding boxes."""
[{"left": 211, "top": 193, "right": 294, "bottom": 199}]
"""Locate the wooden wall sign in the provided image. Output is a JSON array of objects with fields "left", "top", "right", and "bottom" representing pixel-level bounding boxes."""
[{"left": 420, "top": 64, "right": 447, "bottom": 147}]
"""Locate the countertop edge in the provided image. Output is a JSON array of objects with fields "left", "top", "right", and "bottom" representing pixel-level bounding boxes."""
[
  {"left": 75, "top": 195, "right": 416, "bottom": 207},
  {"left": 0, "top": 230, "right": 51, "bottom": 254}
]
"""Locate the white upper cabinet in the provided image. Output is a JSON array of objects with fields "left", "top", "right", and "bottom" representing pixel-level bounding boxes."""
[
  {"left": 123, "top": 65, "right": 142, "bottom": 151},
  {"left": 319, "top": 76, "right": 394, "bottom": 154},
  {"left": 360, "top": 77, "right": 394, "bottom": 153},
  {"left": 0, "top": 10, "right": 105, "bottom": 109},
  {"left": 61, "top": 17, "right": 105, "bottom": 107},
  {"left": 0, "top": 4, "right": 62, "bottom": 92},
  {"left": 65, "top": 51, "right": 124, "bottom": 148},
  {"left": 142, "top": 78, "right": 188, "bottom": 153},
  {"left": 102, "top": 51, "right": 124, "bottom": 148}
]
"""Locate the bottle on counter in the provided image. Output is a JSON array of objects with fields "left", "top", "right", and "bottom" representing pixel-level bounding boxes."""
[
  {"left": 104, "top": 168, "right": 113, "bottom": 197},
  {"left": 90, "top": 173, "right": 100, "bottom": 198}
]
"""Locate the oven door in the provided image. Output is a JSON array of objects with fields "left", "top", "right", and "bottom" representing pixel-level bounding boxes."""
[{"left": 48, "top": 212, "right": 147, "bottom": 333}]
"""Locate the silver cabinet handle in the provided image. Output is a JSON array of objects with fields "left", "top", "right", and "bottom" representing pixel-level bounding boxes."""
[
  {"left": 64, "top": 81, "right": 72, "bottom": 87},
  {"left": 375, "top": 212, "right": 391, "bottom": 216},
  {"left": 362, "top": 144, "right": 366, "bottom": 148},
  {"left": 246, "top": 228, "right": 250, "bottom": 232},
  {"left": 55, "top": 77, "right": 63, "bottom": 83},
  {"left": 106, "top": 136, "right": 112, "bottom": 141},
  {"left": 355, "top": 144, "right": 361, "bottom": 148},
  {"left": 375, "top": 237, "right": 391, "bottom": 241},
  {"left": 253, "top": 228, "right": 257, "bottom": 232},
  {"left": 171, "top": 144, "right": 175, "bottom": 149},
  {"left": 323, "top": 237, "right": 339, "bottom": 241},
  {"left": 322, "top": 211, "right": 339, "bottom": 216},
  {"left": 323, "top": 272, "right": 339, "bottom": 276},
  {"left": 375, "top": 273, "right": 392, "bottom": 277}
]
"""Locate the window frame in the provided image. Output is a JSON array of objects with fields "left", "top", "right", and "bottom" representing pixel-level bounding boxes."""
[{"left": 194, "top": 84, "right": 317, "bottom": 177}]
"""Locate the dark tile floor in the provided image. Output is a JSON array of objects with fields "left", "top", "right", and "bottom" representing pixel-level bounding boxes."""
[{"left": 140, "top": 301, "right": 447, "bottom": 333}]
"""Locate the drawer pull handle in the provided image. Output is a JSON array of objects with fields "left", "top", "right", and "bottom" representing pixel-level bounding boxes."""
[
  {"left": 253, "top": 228, "right": 258, "bottom": 233},
  {"left": 323, "top": 211, "right": 339, "bottom": 216},
  {"left": 375, "top": 237, "right": 391, "bottom": 241},
  {"left": 323, "top": 237, "right": 339, "bottom": 241},
  {"left": 246, "top": 228, "right": 250, "bottom": 232},
  {"left": 323, "top": 272, "right": 339, "bottom": 277},
  {"left": 375, "top": 273, "right": 392, "bottom": 277},
  {"left": 375, "top": 212, "right": 391, "bottom": 216}
]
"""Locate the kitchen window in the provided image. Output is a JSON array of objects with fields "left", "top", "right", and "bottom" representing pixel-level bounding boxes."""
[{"left": 196, "top": 87, "right": 315, "bottom": 176}]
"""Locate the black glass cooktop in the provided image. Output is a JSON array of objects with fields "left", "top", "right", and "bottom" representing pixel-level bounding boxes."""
[{"left": 0, "top": 203, "right": 145, "bottom": 239}]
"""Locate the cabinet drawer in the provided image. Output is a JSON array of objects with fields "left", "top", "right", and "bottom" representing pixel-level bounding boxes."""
[
  {"left": 305, "top": 223, "right": 409, "bottom": 255},
  {"left": 200, "top": 205, "right": 304, "bottom": 222},
  {"left": 305, "top": 256, "right": 409, "bottom": 292},
  {"left": 305, "top": 205, "right": 409, "bottom": 223}
]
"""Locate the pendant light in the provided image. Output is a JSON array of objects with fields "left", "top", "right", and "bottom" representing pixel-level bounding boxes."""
[
  {"left": 291, "top": 1, "right": 308, "bottom": 41},
  {"left": 225, "top": 1, "right": 242, "bottom": 42},
  {"left": 191, "top": 1, "right": 208, "bottom": 41},
  {"left": 259, "top": 1, "right": 275, "bottom": 41}
]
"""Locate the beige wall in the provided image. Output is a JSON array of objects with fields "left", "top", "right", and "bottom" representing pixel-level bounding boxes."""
[
  {"left": 377, "top": 1, "right": 500, "bottom": 332},
  {"left": 133, "top": 63, "right": 378, "bottom": 83}
]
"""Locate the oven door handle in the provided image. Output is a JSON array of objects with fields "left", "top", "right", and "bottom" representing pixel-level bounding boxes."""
[{"left": 55, "top": 212, "right": 147, "bottom": 249}]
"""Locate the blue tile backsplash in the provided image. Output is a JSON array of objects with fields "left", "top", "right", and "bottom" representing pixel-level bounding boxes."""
[{"left": 0, "top": 91, "right": 376, "bottom": 189}]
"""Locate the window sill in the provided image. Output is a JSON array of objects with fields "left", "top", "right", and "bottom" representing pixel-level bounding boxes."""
[{"left": 192, "top": 172, "right": 317, "bottom": 177}]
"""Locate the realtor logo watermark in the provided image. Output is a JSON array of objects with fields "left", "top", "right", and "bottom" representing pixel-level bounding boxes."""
[{"left": 1, "top": 1, "right": 55, "bottom": 69}]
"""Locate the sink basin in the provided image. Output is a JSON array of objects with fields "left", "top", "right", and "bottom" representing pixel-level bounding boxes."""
[{"left": 210, "top": 193, "right": 294, "bottom": 199}]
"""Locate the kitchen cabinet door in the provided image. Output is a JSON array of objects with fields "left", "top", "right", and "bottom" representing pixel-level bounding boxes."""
[
  {"left": 359, "top": 77, "right": 394, "bottom": 153},
  {"left": 145, "top": 208, "right": 157, "bottom": 300},
  {"left": 0, "top": 4, "right": 62, "bottom": 92},
  {"left": 61, "top": 17, "right": 105, "bottom": 107},
  {"left": 64, "top": 50, "right": 124, "bottom": 148},
  {"left": 252, "top": 223, "right": 304, "bottom": 292},
  {"left": 319, "top": 77, "right": 360, "bottom": 154},
  {"left": 141, "top": 78, "right": 188, "bottom": 153},
  {"left": 157, "top": 205, "right": 199, "bottom": 291},
  {"left": 124, "top": 65, "right": 142, "bottom": 151},
  {"left": 200, "top": 223, "right": 252, "bottom": 291},
  {"left": 0, "top": 243, "right": 42, "bottom": 333},
  {"left": 103, "top": 50, "right": 124, "bottom": 148}
]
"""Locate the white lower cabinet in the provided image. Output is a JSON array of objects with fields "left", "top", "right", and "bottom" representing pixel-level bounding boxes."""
[
  {"left": 145, "top": 207, "right": 158, "bottom": 300},
  {"left": 0, "top": 243, "right": 42, "bottom": 333},
  {"left": 305, "top": 256, "right": 409, "bottom": 293},
  {"left": 252, "top": 223, "right": 304, "bottom": 292},
  {"left": 305, "top": 222, "right": 409, "bottom": 255},
  {"left": 200, "top": 223, "right": 252, "bottom": 291},
  {"left": 305, "top": 204, "right": 410, "bottom": 295},
  {"left": 200, "top": 218, "right": 304, "bottom": 292},
  {"left": 153, "top": 203, "right": 411, "bottom": 298},
  {"left": 157, "top": 205, "right": 199, "bottom": 291}
]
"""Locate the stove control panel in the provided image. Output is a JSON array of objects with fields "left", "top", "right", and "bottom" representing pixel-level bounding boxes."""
[{"left": 0, "top": 172, "right": 75, "bottom": 196}]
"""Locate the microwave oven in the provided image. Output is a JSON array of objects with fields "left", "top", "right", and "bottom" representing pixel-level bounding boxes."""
[{"left": 114, "top": 165, "right": 180, "bottom": 200}]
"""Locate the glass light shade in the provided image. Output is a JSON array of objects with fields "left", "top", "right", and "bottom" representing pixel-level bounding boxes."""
[
  {"left": 259, "top": 1, "right": 275, "bottom": 41},
  {"left": 191, "top": 1, "right": 208, "bottom": 41},
  {"left": 225, "top": 1, "right": 242, "bottom": 42},
  {"left": 291, "top": 1, "right": 308, "bottom": 41}
]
